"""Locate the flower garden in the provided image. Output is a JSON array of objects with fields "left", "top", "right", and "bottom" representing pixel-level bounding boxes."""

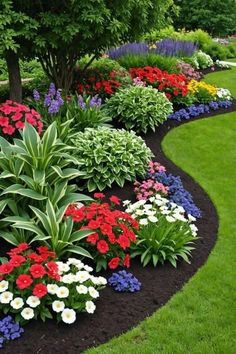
[{"left": 1, "top": 1, "right": 236, "bottom": 353}]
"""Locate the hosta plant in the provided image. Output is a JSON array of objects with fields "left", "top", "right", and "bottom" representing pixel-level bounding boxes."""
[
  {"left": 73, "top": 128, "right": 153, "bottom": 191},
  {"left": 125, "top": 195, "right": 198, "bottom": 267},
  {"left": 65, "top": 193, "right": 139, "bottom": 272},
  {"left": 0, "top": 122, "right": 92, "bottom": 246},
  {"left": 0, "top": 244, "right": 106, "bottom": 325},
  {"left": 105, "top": 85, "right": 173, "bottom": 133}
]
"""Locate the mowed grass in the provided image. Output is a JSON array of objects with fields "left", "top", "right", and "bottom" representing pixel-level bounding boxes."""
[
  {"left": 205, "top": 66, "right": 236, "bottom": 98},
  {"left": 87, "top": 112, "right": 236, "bottom": 354}
]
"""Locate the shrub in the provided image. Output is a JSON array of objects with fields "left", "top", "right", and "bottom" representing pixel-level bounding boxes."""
[
  {"left": 73, "top": 128, "right": 153, "bottom": 191},
  {"left": 129, "top": 66, "right": 189, "bottom": 103},
  {"left": 65, "top": 194, "right": 139, "bottom": 271},
  {"left": 125, "top": 196, "right": 198, "bottom": 267},
  {"left": 78, "top": 56, "right": 124, "bottom": 75},
  {"left": 192, "top": 51, "right": 214, "bottom": 69},
  {"left": 105, "top": 85, "right": 173, "bottom": 133},
  {"left": 0, "top": 100, "right": 43, "bottom": 138},
  {"left": 117, "top": 53, "right": 179, "bottom": 73},
  {"left": 0, "top": 244, "right": 106, "bottom": 324},
  {"left": 203, "top": 42, "right": 230, "bottom": 60}
]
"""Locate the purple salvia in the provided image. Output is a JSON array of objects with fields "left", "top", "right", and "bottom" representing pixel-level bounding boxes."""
[
  {"left": 78, "top": 95, "right": 86, "bottom": 109},
  {"left": 44, "top": 94, "right": 51, "bottom": 107},
  {"left": 89, "top": 95, "right": 102, "bottom": 108},
  {"left": 48, "top": 100, "right": 61, "bottom": 114},
  {"left": 33, "top": 89, "right": 40, "bottom": 101},
  {"left": 48, "top": 83, "right": 56, "bottom": 96}
]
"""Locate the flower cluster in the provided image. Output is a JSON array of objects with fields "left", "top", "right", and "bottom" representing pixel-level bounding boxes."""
[
  {"left": 155, "top": 39, "right": 198, "bottom": 57},
  {"left": 78, "top": 94, "right": 102, "bottom": 109},
  {"left": 188, "top": 80, "right": 218, "bottom": 102},
  {"left": 132, "top": 77, "right": 146, "bottom": 87},
  {"left": 40, "top": 83, "right": 64, "bottom": 114},
  {"left": 169, "top": 101, "right": 232, "bottom": 121},
  {"left": 134, "top": 177, "right": 168, "bottom": 200},
  {"left": 0, "top": 244, "right": 106, "bottom": 324},
  {"left": 0, "top": 100, "right": 43, "bottom": 136},
  {"left": 215, "top": 60, "right": 229, "bottom": 69},
  {"left": 129, "top": 66, "right": 189, "bottom": 101},
  {"left": 216, "top": 88, "right": 232, "bottom": 101},
  {"left": 108, "top": 271, "right": 141, "bottom": 292},
  {"left": 177, "top": 61, "right": 202, "bottom": 81},
  {"left": 0, "top": 316, "right": 24, "bottom": 349},
  {"left": 65, "top": 194, "right": 139, "bottom": 271}
]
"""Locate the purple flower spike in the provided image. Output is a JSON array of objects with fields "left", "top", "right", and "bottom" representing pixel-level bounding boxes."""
[
  {"left": 78, "top": 95, "right": 86, "bottom": 109},
  {"left": 48, "top": 83, "right": 56, "bottom": 96},
  {"left": 33, "top": 89, "right": 40, "bottom": 101},
  {"left": 44, "top": 94, "right": 51, "bottom": 107},
  {"left": 89, "top": 95, "right": 102, "bottom": 108}
]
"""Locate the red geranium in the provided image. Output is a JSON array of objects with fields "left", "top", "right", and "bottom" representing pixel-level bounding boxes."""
[
  {"left": 109, "top": 195, "right": 121, "bottom": 205},
  {"left": 16, "top": 274, "right": 33, "bottom": 289},
  {"left": 30, "top": 264, "right": 46, "bottom": 279},
  {"left": 10, "top": 255, "right": 26, "bottom": 268},
  {"left": 32, "top": 283, "right": 48, "bottom": 298},
  {"left": 123, "top": 254, "right": 130, "bottom": 268},
  {"left": 0, "top": 262, "right": 14, "bottom": 275},
  {"left": 97, "top": 240, "right": 109, "bottom": 254},
  {"left": 86, "top": 232, "right": 99, "bottom": 245},
  {"left": 108, "top": 257, "right": 120, "bottom": 269}
]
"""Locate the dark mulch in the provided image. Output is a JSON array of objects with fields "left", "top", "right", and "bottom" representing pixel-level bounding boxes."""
[
  {"left": 201, "top": 66, "right": 231, "bottom": 76},
  {"left": 4, "top": 101, "right": 236, "bottom": 354}
]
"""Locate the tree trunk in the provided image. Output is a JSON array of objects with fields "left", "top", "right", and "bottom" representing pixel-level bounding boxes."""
[{"left": 5, "top": 50, "right": 22, "bottom": 103}]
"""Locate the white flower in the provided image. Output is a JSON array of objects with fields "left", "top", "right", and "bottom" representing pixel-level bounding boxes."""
[
  {"left": 135, "top": 209, "right": 145, "bottom": 216},
  {"left": 90, "top": 276, "right": 107, "bottom": 286},
  {"left": 26, "top": 296, "right": 40, "bottom": 308},
  {"left": 148, "top": 215, "right": 158, "bottom": 223},
  {"left": 75, "top": 271, "right": 90, "bottom": 283},
  {"left": 173, "top": 213, "right": 187, "bottom": 222},
  {"left": 83, "top": 265, "right": 93, "bottom": 272},
  {"left": 166, "top": 216, "right": 176, "bottom": 223},
  {"left": 10, "top": 297, "right": 24, "bottom": 310},
  {"left": 61, "top": 308, "right": 76, "bottom": 324},
  {"left": 190, "top": 224, "right": 198, "bottom": 236},
  {"left": 52, "top": 300, "right": 65, "bottom": 313},
  {"left": 145, "top": 209, "right": 156, "bottom": 216},
  {"left": 56, "top": 262, "right": 70, "bottom": 273},
  {"left": 56, "top": 286, "right": 69, "bottom": 298},
  {"left": 139, "top": 218, "right": 149, "bottom": 226},
  {"left": 143, "top": 204, "right": 152, "bottom": 210},
  {"left": 67, "top": 258, "right": 83, "bottom": 266},
  {"left": 161, "top": 210, "right": 171, "bottom": 215},
  {"left": 123, "top": 200, "right": 130, "bottom": 206},
  {"left": 0, "top": 280, "right": 8, "bottom": 293},
  {"left": 85, "top": 301, "right": 96, "bottom": 314},
  {"left": 149, "top": 196, "right": 155, "bottom": 202},
  {"left": 47, "top": 284, "right": 59, "bottom": 295},
  {"left": 76, "top": 285, "right": 88, "bottom": 294},
  {"left": 0, "top": 291, "right": 13, "bottom": 304},
  {"left": 61, "top": 274, "right": 76, "bottom": 284},
  {"left": 88, "top": 286, "right": 99, "bottom": 299},
  {"left": 188, "top": 214, "right": 196, "bottom": 222},
  {"left": 21, "top": 307, "right": 34, "bottom": 320}
]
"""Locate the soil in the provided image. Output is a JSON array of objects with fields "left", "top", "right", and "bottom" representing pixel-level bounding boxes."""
[{"left": 4, "top": 100, "right": 236, "bottom": 354}]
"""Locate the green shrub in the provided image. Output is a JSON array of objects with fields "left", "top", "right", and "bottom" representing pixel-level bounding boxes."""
[
  {"left": 77, "top": 56, "right": 127, "bottom": 76},
  {"left": 117, "top": 53, "right": 179, "bottom": 73},
  {"left": 203, "top": 42, "right": 231, "bottom": 60},
  {"left": 73, "top": 128, "right": 153, "bottom": 191},
  {"left": 125, "top": 196, "right": 197, "bottom": 267},
  {"left": 0, "top": 58, "right": 44, "bottom": 81},
  {"left": 105, "top": 85, "right": 173, "bottom": 133}
]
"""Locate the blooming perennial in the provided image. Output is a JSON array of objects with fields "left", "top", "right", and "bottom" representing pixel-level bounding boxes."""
[
  {"left": 0, "top": 316, "right": 24, "bottom": 349},
  {"left": 65, "top": 194, "right": 139, "bottom": 271},
  {"left": 0, "top": 244, "right": 106, "bottom": 324},
  {"left": 108, "top": 271, "right": 141, "bottom": 292},
  {"left": 0, "top": 100, "right": 43, "bottom": 136}
]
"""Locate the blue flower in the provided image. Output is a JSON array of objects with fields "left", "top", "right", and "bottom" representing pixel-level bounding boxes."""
[
  {"left": 0, "top": 316, "right": 24, "bottom": 349},
  {"left": 108, "top": 270, "right": 141, "bottom": 292}
]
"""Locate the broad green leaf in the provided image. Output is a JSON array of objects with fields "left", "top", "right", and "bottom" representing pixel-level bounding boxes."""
[
  {"left": 70, "top": 229, "right": 93, "bottom": 242},
  {"left": 65, "top": 245, "right": 93, "bottom": 259}
]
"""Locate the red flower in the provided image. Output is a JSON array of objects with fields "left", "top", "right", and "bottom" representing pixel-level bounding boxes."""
[
  {"left": 16, "top": 274, "right": 33, "bottom": 289},
  {"left": 123, "top": 254, "right": 130, "bottom": 268},
  {"left": 0, "top": 116, "right": 9, "bottom": 127},
  {"left": 108, "top": 257, "right": 120, "bottom": 269},
  {"left": 86, "top": 232, "right": 99, "bottom": 245},
  {"left": 37, "top": 246, "right": 49, "bottom": 254},
  {"left": 94, "top": 193, "right": 105, "bottom": 199},
  {"left": 15, "top": 121, "right": 25, "bottom": 129},
  {"left": 97, "top": 240, "right": 109, "bottom": 254},
  {"left": 17, "top": 243, "right": 29, "bottom": 252},
  {"left": 10, "top": 255, "right": 26, "bottom": 268},
  {"left": 2, "top": 125, "right": 16, "bottom": 135},
  {"left": 109, "top": 195, "right": 120, "bottom": 205},
  {"left": 32, "top": 283, "right": 47, "bottom": 298},
  {"left": 117, "top": 235, "right": 130, "bottom": 250},
  {"left": 100, "top": 223, "right": 113, "bottom": 236},
  {"left": 0, "top": 262, "right": 14, "bottom": 274},
  {"left": 46, "top": 261, "right": 58, "bottom": 273},
  {"left": 30, "top": 264, "right": 46, "bottom": 279},
  {"left": 88, "top": 219, "right": 101, "bottom": 229},
  {"left": 27, "top": 253, "right": 44, "bottom": 263}
]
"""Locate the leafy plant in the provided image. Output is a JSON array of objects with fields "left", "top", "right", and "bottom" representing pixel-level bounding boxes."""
[
  {"left": 125, "top": 196, "right": 198, "bottom": 267},
  {"left": 73, "top": 128, "right": 153, "bottom": 191},
  {"left": 105, "top": 85, "right": 173, "bottom": 133},
  {"left": 0, "top": 122, "right": 92, "bottom": 245}
]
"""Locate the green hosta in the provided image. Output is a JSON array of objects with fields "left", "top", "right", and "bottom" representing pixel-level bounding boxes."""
[
  {"left": 105, "top": 85, "right": 173, "bottom": 133},
  {"left": 125, "top": 195, "right": 198, "bottom": 267},
  {"left": 73, "top": 128, "right": 153, "bottom": 191},
  {"left": 0, "top": 122, "right": 92, "bottom": 246}
]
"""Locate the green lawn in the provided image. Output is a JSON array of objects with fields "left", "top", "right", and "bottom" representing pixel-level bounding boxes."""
[
  {"left": 86, "top": 70, "right": 236, "bottom": 354},
  {"left": 205, "top": 66, "right": 236, "bottom": 98}
]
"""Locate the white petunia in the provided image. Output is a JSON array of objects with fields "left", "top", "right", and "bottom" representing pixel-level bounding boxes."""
[
  {"left": 0, "top": 280, "right": 8, "bottom": 293},
  {"left": 143, "top": 204, "right": 153, "bottom": 210},
  {"left": 67, "top": 258, "right": 83, "bottom": 266},
  {"left": 166, "top": 216, "right": 176, "bottom": 223},
  {"left": 148, "top": 215, "right": 158, "bottom": 223},
  {"left": 10, "top": 297, "right": 24, "bottom": 310},
  {"left": 139, "top": 218, "right": 149, "bottom": 226},
  {"left": 0, "top": 291, "right": 13, "bottom": 304},
  {"left": 88, "top": 286, "right": 99, "bottom": 299},
  {"left": 123, "top": 200, "right": 131, "bottom": 206},
  {"left": 188, "top": 214, "right": 196, "bottom": 222},
  {"left": 135, "top": 209, "right": 145, "bottom": 216},
  {"left": 144, "top": 209, "right": 156, "bottom": 216},
  {"left": 47, "top": 284, "right": 59, "bottom": 295},
  {"left": 52, "top": 300, "right": 65, "bottom": 313},
  {"left": 75, "top": 271, "right": 90, "bottom": 283},
  {"left": 61, "top": 274, "right": 76, "bottom": 284},
  {"left": 173, "top": 214, "right": 187, "bottom": 222},
  {"left": 149, "top": 196, "right": 155, "bottom": 202},
  {"left": 56, "top": 262, "right": 70, "bottom": 273},
  {"left": 56, "top": 286, "right": 69, "bottom": 299},
  {"left": 76, "top": 285, "right": 88, "bottom": 294},
  {"left": 61, "top": 308, "right": 76, "bottom": 324},
  {"left": 161, "top": 210, "right": 171, "bottom": 215},
  {"left": 90, "top": 276, "right": 107, "bottom": 286},
  {"left": 85, "top": 301, "right": 96, "bottom": 314},
  {"left": 21, "top": 307, "right": 34, "bottom": 320},
  {"left": 83, "top": 265, "right": 93, "bottom": 272},
  {"left": 26, "top": 296, "right": 40, "bottom": 308}
]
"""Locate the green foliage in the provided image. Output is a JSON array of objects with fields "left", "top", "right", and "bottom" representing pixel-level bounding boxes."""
[
  {"left": 173, "top": 0, "right": 236, "bottom": 37},
  {"left": 0, "top": 58, "right": 44, "bottom": 81},
  {"left": 105, "top": 85, "right": 173, "bottom": 133},
  {"left": 117, "top": 53, "right": 179, "bottom": 73},
  {"left": 78, "top": 57, "right": 124, "bottom": 75},
  {"left": 203, "top": 42, "right": 232, "bottom": 60},
  {"left": 0, "top": 122, "right": 92, "bottom": 246},
  {"left": 73, "top": 128, "right": 153, "bottom": 191},
  {"left": 192, "top": 51, "right": 214, "bottom": 69}
]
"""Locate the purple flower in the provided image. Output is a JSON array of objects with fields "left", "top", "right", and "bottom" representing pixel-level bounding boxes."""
[
  {"left": 89, "top": 95, "right": 102, "bottom": 108},
  {"left": 48, "top": 82, "right": 56, "bottom": 96},
  {"left": 48, "top": 99, "right": 61, "bottom": 114},
  {"left": 108, "top": 42, "right": 149, "bottom": 59},
  {"left": 78, "top": 95, "right": 86, "bottom": 109},
  {"left": 108, "top": 270, "right": 141, "bottom": 292},
  {"left": 155, "top": 39, "right": 198, "bottom": 57},
  {"left": 0, "top": 316, "right": 24, "bottom": 349},
  {"left": 33, "top": 89, "right": 40, "bottom": 101},
  {"left": 44, "top": 93, "right": 51, "bottom": 107}
]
